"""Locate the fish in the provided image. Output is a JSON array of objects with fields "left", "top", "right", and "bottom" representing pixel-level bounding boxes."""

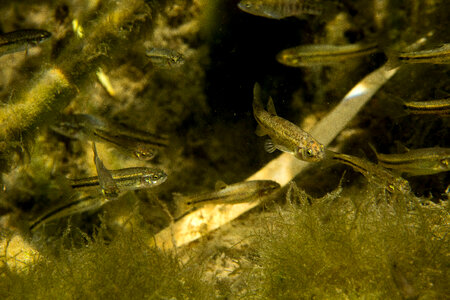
[
  {"left": 174, "top": 180, "right": 280, "bottom": 216},
  {"left": 402, "top": 98, "right": 450, "bottom": 116},
  {"left": 237, "top": 0, "right": 323, "bottom": 19},
  {"left": 0, "top": 29, "right": 51, "bottom": 57},
  {"left": 252, "top": 83, "right": 325, "bottom": 162},
  {"left": 277, "top": 43, "right": 378, "bottom": 67},
  {"left": 331, "top": 152, "right": 411, "bottom": 194},
  {"left": 29, "top": 195, "right": 107, "bottom": 232},
  {"left": 145, "top": 48, "right": 184, "bottom": 68},
  {"left": 70, "top": 167, "right": 167, "bottom": 195},
  {"left": 370, "top": 144, "right": 450, "bottom": 176},
  {"left": 92, "top": 142, "right": 119, "bottom": 199},
  {"left": 51, "top": 114, "right": 107, "bottom": 140},
  {"left": 91, "top": 129, "right": 161, "bottom": 161},
  {"left": 397, "top": 43, "right": 450, "bottom": 64},
  {"left": 51, "top": 114, "right": 169, "bottom": 160}
]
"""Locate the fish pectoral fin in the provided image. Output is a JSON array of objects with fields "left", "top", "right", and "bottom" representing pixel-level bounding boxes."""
[
  {"left": 215, "top": 180, "right": 227, "bottom": 190},
  {"left": 264, "top": 139, "right": 277, "bottom": 153},
  {"left": 267, "top": 96, "right": 277, "bottom": 116},
  {"left": 255, "top": 124, "right": 266, "bottom": 136}
]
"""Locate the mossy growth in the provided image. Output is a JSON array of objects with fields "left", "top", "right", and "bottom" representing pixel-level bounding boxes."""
[
  {"left": 241, "top": 183, "right": 449, "bottom": 299},
  {"left": 0, "top": 223, "right": 216, "bottom": 299}
]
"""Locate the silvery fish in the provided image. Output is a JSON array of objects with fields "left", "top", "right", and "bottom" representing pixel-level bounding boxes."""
[
  {"left": 145, "top": 48, "right": 184, "bottom": 68},
  {"left": 332, "top": 152, "right": 411, "bottom": 194},
  {"left": 30, "top": 195, "right": 107, "bottom": 231},
  {"left": 398, "top": 43, "right": 450, "bottom": 64},
  {"left": 70, "top": 167, "right": 167, "bottom": 195},
  {"left": 253, "top": 83, "right": 325, "bottom": 162},
  {"left": 51, "top": 114, "right": 169, "bottom": 161},
  {"left": 277, "top": 43, "right": 378, "bottom": 67},
  {"left": 0, "top": 29, "right": 51, "bottom": 57},
  {"left": 370, "top": 144, "right": 450, "bottom": 176},
  {"left": 91, "top": 129, "right": 160, "bottom": 161},
  {"left": 402, "top": 98, "right": 450, "bottom": 116},
  {"left": 174, "top": 180, "right": 280, "bottom": 217},
  {"left": 238, "top": 0, "right": 323, "bottom": 19}
]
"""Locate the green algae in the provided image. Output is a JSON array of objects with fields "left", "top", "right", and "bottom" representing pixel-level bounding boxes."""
[
  {"left": 242, "top": 184, "right": 449, "bottom": 299},
  {"left": 0, "top": 225, "right": 216, "bottom": 299}
]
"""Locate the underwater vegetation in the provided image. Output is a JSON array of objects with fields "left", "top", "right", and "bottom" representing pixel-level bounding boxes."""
[{"left": 0, "top": 0, "right": 449, "bottom": 298}]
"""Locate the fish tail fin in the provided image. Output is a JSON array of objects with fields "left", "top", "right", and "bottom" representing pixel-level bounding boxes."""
[{"left": 253, "top": 82, "right": 264, "bottom": 110}]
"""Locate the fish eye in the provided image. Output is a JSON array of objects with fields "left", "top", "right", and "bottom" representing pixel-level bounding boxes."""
[
  {"left": 142, "top": 174, "right": 160, "bottom": 185},
  {"left": 306, "top": 149, "right": 314, "bottom": 157},
  {"left": 387, "top": 184, "right": 395, "bottom": 192}
]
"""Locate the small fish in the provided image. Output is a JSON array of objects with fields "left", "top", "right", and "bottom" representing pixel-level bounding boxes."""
[
  {"left": 30, "top": 195, "right": 107, "bottom": 232},
  {"left": 402, "top": 98, "right": 450, "bottom": 116},
  {"left": 332, "top": 152, "right": 411, "bottom": 194},
  {"left": 253, "top": 83, "right": 325, "bottom": 162},
  {"left": 145, "top": 48, "right": 184, "bottom": 68},
  {"left": 397, "top": 43, "right": 450, "bottom": 64},
  {"left": 174, "top": 180, "right": 280, "bottom": 216},
  {"left": 238, "top": 0, "right": 323, "bottom": 19},
  {"left": 70, "top": 167, "right": 167, "bottom": 195},
  {"left": 51, "top": 114, "right": 107, "bottom": 140},
  {"left": 277, "top": 43, "right": 378, "bottom": 67},
  {"left": 51, "top": 114, "right": 169, "bottom": 160},
  {"left": 0, "top": 29, "right": 51, "bottom": 57},
  {"left": 91, "top": 129, "right": 162, "bottom": 161},
  {"left": 92, "top": 142, "right": 119, "bottom": 199},
  {"left": 370, "top": 144, "right": 450, "bottom": 176}
]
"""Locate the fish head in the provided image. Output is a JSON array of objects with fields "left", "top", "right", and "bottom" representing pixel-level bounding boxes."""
[
  {"left": 140, "top": 169, "right": 168, "bottom": 187},
  {"left": 276, "top": 49, "right": 298, "bottom": 66},
  {"left": 134, "top": 147, "right": 158, "bottom": 161},
  {"left": 439, "top": 158, "right": 449, "bottom": 171},
  {"left": 295, "top": 143, "right": 325, "bottom": 162},
  {"left": 259, "top": 180, "right": 281, "bottom": 195},
  {"left": 39, "top": 30, "right": 52, "bottom": 41},
  {"left": 238, "top": 0, "right": 275, "bottom": 19}
]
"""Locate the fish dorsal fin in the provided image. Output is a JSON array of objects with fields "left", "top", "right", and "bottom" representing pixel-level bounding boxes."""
[
  {"left": 394, "top": 141, "right": 410, "bottom": 153},
  {"left": 264, "top": 139, "right": 277, "bottom": 153},
  {"left": 267, "top": 96, "right": 277, "bottom": 115},
  {"left": 368, "top": 143, "right": 379, "bottom": 159},
  {"left": 215, "top": 180, "right": 227, "bottom": 190}
]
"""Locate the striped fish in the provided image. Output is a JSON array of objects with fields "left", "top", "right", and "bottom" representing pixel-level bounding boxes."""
[
  {"left": 0, "top": 29, "right": 51, "bottom": 57},
  {"left": 370, "top": 145, "right": 450, "bottom": 176},
  {"left": 277, "top": 43, "right": 378, "bottom": 67},
  {"left": 403, "top": 98, "right": 450, "bottom": 116},
  {"left": 238, "top": 0, "right": 323, "bottom": 19},
  {"left": 398, "top": 44, "right": 450, "bottom": 64}
]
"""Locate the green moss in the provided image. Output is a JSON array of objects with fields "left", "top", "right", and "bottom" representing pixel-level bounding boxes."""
[
  {"left": 0, "top": 226, "right": 216, "bottom": 299},
  {"left": 243, "top": 185, "right": 449, "bottom": 299}
]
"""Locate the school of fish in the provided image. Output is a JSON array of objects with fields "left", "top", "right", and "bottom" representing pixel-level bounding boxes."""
[{"left": 0, "top": 0, "right": 447, "bottom": 232}]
